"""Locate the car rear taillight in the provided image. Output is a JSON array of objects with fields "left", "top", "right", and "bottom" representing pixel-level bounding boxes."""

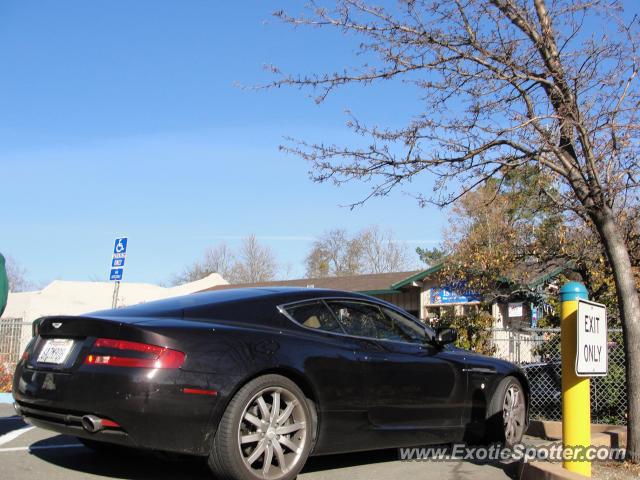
[{"left": 85, "top": 338, "right": 185, "bottom": 369}]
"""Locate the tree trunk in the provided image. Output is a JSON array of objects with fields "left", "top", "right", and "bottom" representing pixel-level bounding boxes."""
[{"left": 592, "top": 206, "right": 640, "bottom": 462}]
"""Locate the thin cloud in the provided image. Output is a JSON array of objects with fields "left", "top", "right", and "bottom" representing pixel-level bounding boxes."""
[
  {"left": 396, "top": 239, "right": 440, "bottom": 245},
  {"left": 194, "top": 234, "right": 315, "bottom": 242},
  {"left": 194, "top": 235, "right": 439, "bottom": 244}
]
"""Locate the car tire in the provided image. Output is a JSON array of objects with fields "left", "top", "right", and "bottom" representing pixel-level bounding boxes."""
[
  {"left": 484, "top": 376, "right": 526, "bottom": 447},
  {"left": 207, "top": 374, "right": 315, "bottom": 480}
]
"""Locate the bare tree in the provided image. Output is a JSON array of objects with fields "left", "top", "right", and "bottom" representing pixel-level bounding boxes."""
[
  {"left": 203, "top": 244, "right": 236, "bottom": 279},
  {"left": 231, "top": 235, "right": 278, "bottom": 284},
  {"left": 172, "top": 243, "right": 235, "bottom": 285},
  {"left": 305, "top": 245, "right": 331, "bottom": 278},
  {"left": 360, "top": 226, "right": 411, "bottom": 273},
  {"left": 306, "top": 226, "right": 411, "bottom": 277},
  {"left": 269, "top": 0, "right": 640, "bottom": 459},
  {"left": 306, "top": 228, "right": 364, "bottom": 277},
  {"left": 5, "top": 255, "right": 32, "bottom": 292},
  {"left": 173, "top": 238, "right": 278, "bottom": 285}
]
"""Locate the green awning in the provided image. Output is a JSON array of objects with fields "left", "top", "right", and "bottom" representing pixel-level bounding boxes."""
[{"left": 390, "top": 262, "right": 444, "bottom": 289}]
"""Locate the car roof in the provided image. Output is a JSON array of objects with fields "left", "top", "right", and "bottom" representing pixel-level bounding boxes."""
[
  {"left": 91, "top": 286, "right": 372, "bottom": 318},
  {"left": 187, "top": 286, "right": 371, "bottom": 302}
]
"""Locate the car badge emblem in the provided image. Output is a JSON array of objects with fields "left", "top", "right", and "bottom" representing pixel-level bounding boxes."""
[{"left": 52, "top": 322, "right": 62, "bottom": 329}]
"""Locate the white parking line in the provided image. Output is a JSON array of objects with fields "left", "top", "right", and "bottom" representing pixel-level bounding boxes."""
[
  {"left": 0, "top": 443, "right": 83, "bottom": 453},
  {"left": 0, "top": 426, "right": 35, "bottom": 446}
]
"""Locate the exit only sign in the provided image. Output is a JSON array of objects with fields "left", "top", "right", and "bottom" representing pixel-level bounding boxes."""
[{"left": 576, "top": 299, "right": 608, "bottom": 377}]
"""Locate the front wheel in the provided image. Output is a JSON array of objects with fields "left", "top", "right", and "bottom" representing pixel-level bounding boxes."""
[
  {"left": 208, "top": 374, "right": 314, "bottom": 480},
  {"left": 485, "top": 376, "right": 526, "bottom": 447}
]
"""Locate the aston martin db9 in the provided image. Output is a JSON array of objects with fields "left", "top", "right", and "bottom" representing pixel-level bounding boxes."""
[{"left": 13, "top": 287, "right": 528, "bottom": 480}]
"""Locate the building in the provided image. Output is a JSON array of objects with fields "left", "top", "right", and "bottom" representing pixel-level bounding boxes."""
[
  {"left": 201, "top": 264, "right": 565, "bottom": 363},
  {"left": 201, "top": 264, "right": 561, "bottom": 322},
  {"left": 0, "top": 273, "right": 228, "bottom": 365}
]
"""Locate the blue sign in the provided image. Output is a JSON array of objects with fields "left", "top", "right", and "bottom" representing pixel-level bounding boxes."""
[
  {"left": 113, "top": 237, "right": 128, "bottom": 255},
  {"left": 531, "top": 303, "right": 539, "bottom": 328},
  {"left": 111, "top": 257, "right": 125, "bottom": 268},
  {"left": 429, "top": 283, "right": 481, "bottom": 304},
  {"left": 110, "top": 268, "right": 123, "bottom": 281},
  {"left": 110, "top": 237, "right": 128, "bottom": 281}
]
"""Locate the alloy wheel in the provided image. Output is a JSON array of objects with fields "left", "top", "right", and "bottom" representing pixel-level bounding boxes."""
[
  {"left": 237, "top": 386, "right": 308, "bottom": 479},
  {"left": 502, "top": 383, "right": 525, "bottom": 445}
]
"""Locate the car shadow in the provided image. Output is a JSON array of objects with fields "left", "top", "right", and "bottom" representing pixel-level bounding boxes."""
[
  {"left": 0, "top": 416, "right": 27, "bottom": 435},
  {"left": 28, "top": 435, "right": 212, "bottom": 479},
  {"left": 301, "top": 448, "right": 399, "bottom": 472},
  {"left": 463, "top": 456, "right": 521, "bottom": 479},
  {"left": 303, "top": 446, "right": 519, "bottom": 479},
  {"left": 30, "top": 435, "right": 520, "bottom": 479},
  {"left": 29, "top": 436, "right": 399, "bottom": 479}
]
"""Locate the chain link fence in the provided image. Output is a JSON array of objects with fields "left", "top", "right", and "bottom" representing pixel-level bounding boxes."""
[
  {"left": 0, "top": 319, "right": 629, "bottom": 425},
  {"left": 0, "top": 318, "right": 32, "bottom": 373},
  {"left": 490, "top": 327, "right": 627, "bottom": 425}
]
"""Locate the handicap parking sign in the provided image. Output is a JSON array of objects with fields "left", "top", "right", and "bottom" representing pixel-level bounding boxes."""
[
  {"left": 112, "top": 257, "right": 125, "bottom": 268},
  {"left": 110, "top": 237, "right": 128, "bottom": 281},
  {"left": 110, "top": 268, "right": 123, "bottom": 281},
  {"left": 113, "top": 238, "right": 128, "bottom": 255}
]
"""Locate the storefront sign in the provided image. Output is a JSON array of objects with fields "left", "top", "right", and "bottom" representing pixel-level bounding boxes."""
[
  {"left": 429, "top": 283, "right": 481, "bottom": 304},
  {"left": 508, "top": 302, "right": 523, "bottom": 317}
]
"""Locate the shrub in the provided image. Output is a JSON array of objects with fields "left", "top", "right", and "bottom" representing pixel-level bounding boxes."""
[
  {"left": 0, "top": 364, "right": 14, "bottom": 393},
  {"left": 432, "top": 310, "right": 497, "bottom": 356}
]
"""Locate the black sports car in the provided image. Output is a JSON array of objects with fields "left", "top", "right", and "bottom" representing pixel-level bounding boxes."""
[{"left": 13, "top": 288, "right": 528, "bottom": 480}]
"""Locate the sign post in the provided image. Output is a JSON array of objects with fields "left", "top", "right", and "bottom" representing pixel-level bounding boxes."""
[
  {"left": 559, "top": 282, "right": 608, "bottom": 477},
  {"left": 110, "top": 237, "right": 127, "bottom": 308}
]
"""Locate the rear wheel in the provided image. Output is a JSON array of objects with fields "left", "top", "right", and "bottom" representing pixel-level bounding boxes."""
[
  {"left": 208, "top": 374, "right": 314, "bottom": 480},
  {"left": 485, "top": 376, "right": 526, "bottom": 447}
]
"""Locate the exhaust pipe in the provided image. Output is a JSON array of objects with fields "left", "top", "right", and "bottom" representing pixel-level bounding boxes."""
[{"left": 81, "top": 415, "right": 104, "bottom": 433}]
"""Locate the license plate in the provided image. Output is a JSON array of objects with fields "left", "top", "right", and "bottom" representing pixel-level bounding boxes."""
[{"left": 37, "top": 339, "right": 75, "bottom": 364}]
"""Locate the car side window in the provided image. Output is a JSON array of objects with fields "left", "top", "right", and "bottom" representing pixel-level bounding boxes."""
[
  {"left": 325, "top": 300, "right": 427, "bottom": 344},
  {"left": 381, "top": 307, "right": 426, "bottom": 344},
  {"left": 325, "top": 301, "right": 385, "bottom": 339},
  {"left": 284, "top": 301, "right": 344, "bottom": 334}
]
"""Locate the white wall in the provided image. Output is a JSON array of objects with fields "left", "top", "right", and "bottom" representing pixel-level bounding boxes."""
[{"left": 0, "top": 273, "right": 228, "bottom": 359}]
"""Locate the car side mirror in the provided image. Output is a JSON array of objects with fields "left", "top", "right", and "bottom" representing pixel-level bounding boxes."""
[{"left": 435, "top": 327, "right": 457, "bottom": 346}]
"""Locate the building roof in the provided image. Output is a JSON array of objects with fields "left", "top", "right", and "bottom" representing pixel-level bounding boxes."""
[
  {"left": 390, "top": 262, "right": 444, "bottom": 289},
  {"left": 200, "top": 270, "right": 422, "bottom": 295},
  {"left": 198, "top": 262, "right": 569, "bottom": 298}
]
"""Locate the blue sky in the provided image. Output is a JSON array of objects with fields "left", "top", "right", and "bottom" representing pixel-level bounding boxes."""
[{"left": 0, "top": 0, "right": 447, "bottom": 286}]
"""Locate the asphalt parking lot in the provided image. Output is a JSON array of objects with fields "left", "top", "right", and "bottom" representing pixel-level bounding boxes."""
[{"left": 0, "top": 403, "right": 517, "bottom": 480}]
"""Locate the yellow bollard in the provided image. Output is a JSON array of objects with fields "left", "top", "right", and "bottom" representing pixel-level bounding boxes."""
[{"left": 560, "top": 282, "right": 591, "bottom": 477}]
